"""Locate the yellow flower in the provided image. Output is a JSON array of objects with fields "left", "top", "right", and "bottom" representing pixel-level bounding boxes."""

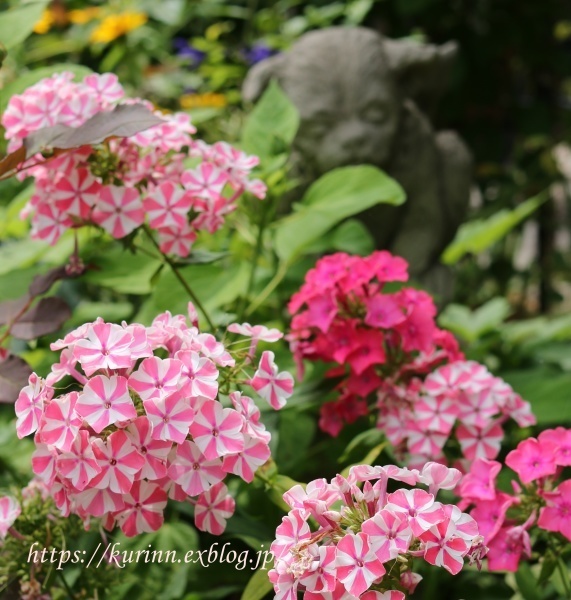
[
  {"left": 180, "top": 93, "right": 227, "bottom": 110},
  {"left": 33, "top": 9, "right": 55, "bottom": 34},
  {"left": 68, "top": 7, "right": 101, "bottom": 25},
  {"left": 90, "top": 11, "right": 148, "bottom": 44}
]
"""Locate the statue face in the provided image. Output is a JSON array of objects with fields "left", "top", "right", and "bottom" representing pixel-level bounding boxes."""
[{"left": 276, "top": 30, "right": 401, "bottom": 174}]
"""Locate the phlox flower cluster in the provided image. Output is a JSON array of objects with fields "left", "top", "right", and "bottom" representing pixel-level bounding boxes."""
[
  {"left": 287, "top": 251, "right": 535, "bottom": 466},
  {"left": 458, "top": 427, "right": 571, "bottom": 572},
  {"left": 14, "top": 305, "right": 293, "bottom": 537},
  {"left": 2, "top": 72, "right": 265, "bottom": 254},
  {"left": 270, "top": 462, "right": 485, "bottom": 600}
]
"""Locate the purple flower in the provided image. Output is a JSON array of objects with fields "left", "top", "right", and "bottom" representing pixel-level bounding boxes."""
[
  {"left": 173, "top": 38, "right": 206, "bottom": 67},
  {"left": 243, "top": 42, "right": 276, "bottom": 65}
]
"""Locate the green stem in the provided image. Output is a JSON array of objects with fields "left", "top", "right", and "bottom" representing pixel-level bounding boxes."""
[
  {"left": 556, "top": 555, "right": 571, "bottom": 599},
  {"left": 237, "top": 196, "right": 270, "bottom": 321},
  {"left": 245, "top": 261, "right": 289, "bottom": 317},
  {"left": 142, "top": 226, "right": 216, "bottom": 332}
]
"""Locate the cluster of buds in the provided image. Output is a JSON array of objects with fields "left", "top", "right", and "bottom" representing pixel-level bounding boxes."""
[
  {"left": 2, "top": 72, "right": 265, "bottom": 255},
  {"left": 458, "top": 427, "right": 571, "bottom": 571},
  {"left": 270, "top": 462, "right": 485, "bottom": 599},
  {"left": 287, "top": 251, "right": 534, "bottom": 466},
  {"left": 14, "top": 305, "right": 293, "bottom": 536}
]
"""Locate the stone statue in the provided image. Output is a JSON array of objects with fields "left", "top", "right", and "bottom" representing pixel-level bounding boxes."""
[{"left": 243, "top": 27, "right": 472, "bottom": 285}]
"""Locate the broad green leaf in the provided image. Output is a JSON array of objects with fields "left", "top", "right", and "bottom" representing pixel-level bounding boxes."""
[
  {"left": 241, "top": 79, "right": 300, "bottom": 159},
  {"left": 339, "top": 428, "right": 385, "bottom": 463},
  {"left": 502, "top": 367, "right": 571, "bottom": 424},
  {"left": 442, "top": 192, "right": 547, "bottom": 264},
  {"left": 240, "top": 568, "right": 273, "bottom": 600},
  {"left": 0, "top": 65, "right": 93, "bottom": 113},
  {"left": 0, "top": 1, "right": 49, "bottom": 50},
  {"left": 438, "top": 297, "right": 511, "bottom": 343},
  {"left": 274, "top": 166, "right": 405, "bottom": 263},
  {"left": 0, "top": 239, "right": 49, "bottom": 275},
  {"left": 514, "top": 562, "right": 542, "bottom": 600},
  {"left": 341, "top": 442, "right": 388, "bottom": 478}
]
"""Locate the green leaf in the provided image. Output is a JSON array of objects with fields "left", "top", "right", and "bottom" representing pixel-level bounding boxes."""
[
  {"left": 339, "top": 428, "right": 385, "bottom": 463},
  {"left": 537, "top": 552, "right": 558, "bottom": 585},
  {"left": 274, "top": 166, "right": 405, "bottom": 263},
  {"left": 0, "top": 1, "right": 49, "bottom": 50},
  {"left": 502, "top": 367, "right": 571, "bottom": 424},
  {"left": 514, "top": 562, "right": 542, "bottom": 600},
  {"left": 442, "top": 191, "right": 548, "bottom": 264},
  {"left": 0, "top": 65, "right": 92, "bottom": 114},
  {"left": 438, "top": 297, "right": 511, "bottom": 343},
  {"left": 240, "top": 568, "right": 272, "bottom": 600},
  {"left": 241, "top": 79, "right": 300, "bottom": 159}
]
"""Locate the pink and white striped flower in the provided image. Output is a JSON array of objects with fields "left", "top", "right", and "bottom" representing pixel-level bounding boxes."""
[
  {"left": 76, "top": 487, "right": 125, "bottom": 517},
  {"left": 76, "top": 375, "right": 136, "bottom": 433},
  {"left": 39, "top": 391, "right": 82, "bottom": 451},
  {"left": 82, "top": 73, "right": 124, "bottom": 105},
  {"left": 143, "top": 181, "right": 193, "bottom": 229},
  {"left": 32, "top": 443, "right": 58, "bottom": 485},
  {"left": 167, "top": 439, "right": 225, "bottom": 496},
  {"left": 15, "top": 374, "right": 51, "bottom": 438},
  {"left": 194, "top": 482, "right": 235, "bottom": 535},
  {"left": 144, "top": 391, "right": 194, "bottom": 444},
  {"left": 31, "top": 202, "right": 73, "bottom": 245},
  {"left": 73, "top": 318, "right": 133, "bottom": 375},
  {"left": 250, "top": 350, "right": 293, "bottom": 410},
  {"left": 115, "top": 480, "right": 167, "bottom": 537},
  {"left": 456, "top": 422, "right": 503, "bottom": 461},
  {"left": 125, "top": 416, "right": 172, "bottom": 480},
  {"left": 0, "top": 496, "right": 21, "bottom": 539},
  {"left": 181, "top": 163, "right": 228, "bottom": 200},
  {"left": 335, "top": 532, "right": 386, "bottom": 597},
  {"left": 128, "top": 356, "right": 183, "bottom": 401},
  {"left": 222, "top": 433, "right": 271, "bottom": 483},
  {"left": 385, "top": 489, "right": 445, "bottom": 537},
  {"left": 189, "top": 399, "right": 244, "bottom": 460},
  {"left": 420, "top": 515, "right": 471, "bottom": 575},
  {"left": 90, "top": 430, "right": 145, "bottom": 494},
  {"left": 362, "top": 509, "right": 412, "bottom": 561},
  {"left": 175, "top": 350, "right": 219, "bottom": 400},
  {"left": 57, "top": 430, "right": 101, "bottom": 491},
  {"left": 157, "top": 224, "right": 196, "bottom": 257},
  {"left": 299, "top": 545, "right": 337, "bottom": 593},
  {"left": 91, "top": 185, "right": 145, "bottom": 238},
  {"left": 229, "top": 392, "right": 271, "bottom": 443},
  {"left": 53, "top": 167, "right": 101, "bottom": 219}
]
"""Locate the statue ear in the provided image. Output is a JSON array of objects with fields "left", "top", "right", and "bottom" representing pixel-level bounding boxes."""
[
  {"left": 242, "top": 54, "right": 285, "bottom": 103},
  {"left": 383, "top": 39, "right": 458, "bottom": 113}
]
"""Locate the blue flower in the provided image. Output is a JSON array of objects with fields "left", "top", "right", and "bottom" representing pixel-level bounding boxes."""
[
  {"left": 243, "top": 42, "right": 276, "bottom": 65},
  {"left": 173, "top": 38, "right": 206, "bottom": 68}
]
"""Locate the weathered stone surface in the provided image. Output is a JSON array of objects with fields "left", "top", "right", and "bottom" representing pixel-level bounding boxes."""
[{"left": 244, "top": 27, "right": 472, "bottom": 285}]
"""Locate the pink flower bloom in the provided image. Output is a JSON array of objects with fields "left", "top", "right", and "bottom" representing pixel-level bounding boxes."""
[
  {"left": 90, "top": 430, "right": 145, "bottom": 494},
  {"left": 32, "top": 443, "right": 58, "bottom": 485},
  {"left": 128, "top": 356, "right": 183, "bottom": 401},
  {"left": 143, "top": 181, "right": 192, "bottom": 229},
  {"left": 345, "top": 330, "right": 386, "bottom": 375},
  {"left": 364, "top": 295, "right": 406, "bottom": 329},
  {"left": 157, "top": 224, "right": 196, "bottom": 257},
  {"left": 229, "top": 391, "right": 271, "bottom": 443},
  {"left": 227, "top": 322, "right": 283, "bottom": 343},
  {"left": 57, "top": 430, "right": 101, "bottom": 491},
  {"left": 271, "top": 509, "right": 312, "bottom": 560},
  {"left": 486, "top": 526, "right": 531, "bottom": 572},
  {"left": 144, "top": 391, "right": 194, "bottom": 444},
  {"left": 15, "top": 374, "right": 50, "bottom": 438},
  {"left": 335, "top": 532, "right": 386, "bottom": 597},
  {"left": 31, "top": 201, "right": 73, "bottom": 245},
  {"left": 362, "top": 509, "right": 412, "bottom": 561},
  {"left": 115, "top": 480, "right": 167, "bottom": 537},
  {"left": 76, "top": 375, "right": 136, "bottom": 433},
  {"left": 385, "top": 489, "right": 445, "bottom": 536},
  {"left": 362, "top": 592, "right": 405, "bottom": 600},
  {"left": 505, "top": 437, "right": 557, "bottom": 484},
  {"left": 189, "top": 399, "right": 244, "bottom": 460},
  {"left": 0, "top": 496, "right": 21, "bottom": 539},
  {"left": 470, "top": 493, "right": 516, "bottom": 543},
  {"left": 125, "top": 416, "right": 172, "bottom": 480},
  {"left": 457, "top": 458, "right": 501, "bottom": 501},
  {"left": 39, "top": 392, "right": 82, "bottom": 451},
  {"left": 414, "top": 396, "right": 459, "bottom": 436},
  {"left": 92, "top": 185, "right": 145, "bottom": 238},
  {"left": 456, "top": 422, "right": 504, "bottom": 461},
  {"left": 175, "top": 350, "right": 219, "bottom": 400},
  {"left": 299, "top": 545, "right": 337, "bottom": 593},
  {"left": 250, "top": 351, "right": 293, "bottom": 410},
  {"left": 82, "top": 73, "right": 124, "bottom": 105},
  {"left": 194, "top": 481, "right": 235, "bottom": 535},
  {"left": 420, "top": 513, "right": 471, "bottom": 575},
  {"left": 537, "top": 480, "right": 571, "bottom": 541},
  {"left": 53, "top": 167, "right": 101, "bottom": 219},
  {"left": 419, "top": 462, "right": 462, "bottom": 495},
  {"left": 167, "top": 440, "right": 225, "bottom": 496},
  {"left": 76, "top": 487, "right": 125, "bottom": 517},
  {"left": 181, "top": 162, "right": 228, "bottom": 200},
  {"left": 73, "top": 319, "right": 133, "bottom": 375},
  {"left": 538, "top": 427, "right": 571, "bottom": 467},
  {"left": 222, "top": 433, "right": 270, "bottom": 483}
]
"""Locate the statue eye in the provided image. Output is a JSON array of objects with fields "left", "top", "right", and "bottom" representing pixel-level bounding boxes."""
[{"left": 361, "top": 105, "right": 386, "bottom": 124}]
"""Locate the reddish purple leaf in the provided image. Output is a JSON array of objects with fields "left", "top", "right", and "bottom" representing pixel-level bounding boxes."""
[
  {"left": 0, "top": 296, "right": 29, "bottom": 326},
  {"left": 0, "top": 354, "right": 32, "bottom": 404},
  {"left": 11, "top": 297, "right": 71, "bottom": 340},
  {"left": 28, "top": 266, "right": 68, "bottom": 297}
]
